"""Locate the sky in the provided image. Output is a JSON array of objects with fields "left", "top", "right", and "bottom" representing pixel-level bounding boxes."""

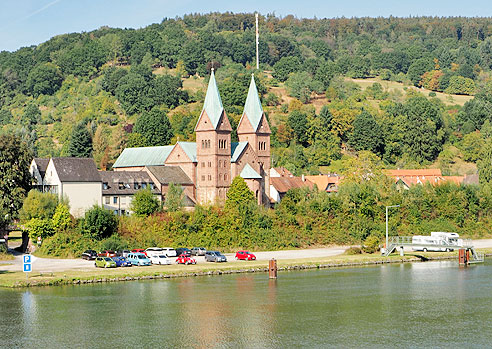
[{"left": 1, "top": 0, "right": 492, "bottom": 52}]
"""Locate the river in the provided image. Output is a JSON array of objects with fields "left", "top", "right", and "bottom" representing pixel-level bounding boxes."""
[{"left": 1, "top": 260, "right": 492, "bottom": 348}]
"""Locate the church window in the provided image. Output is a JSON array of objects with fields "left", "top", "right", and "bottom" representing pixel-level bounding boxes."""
[
  {"left": 208, "top": 162, "right": 211, "bottom": 167},
  {"left": 201, "top": 175, "right": 205, "bottom": 181},
  {"left": 207, "top": 140, "right": 211, "bottom": 148},
  {"left": 208, "top": 175, "right": 212, "bottom": 181},
  {"left": 219, "top": 173, "right": 222, "bottom": 180},
  {"left": 202, "top": 140, "right": 204, "bottom": 148},
  {"left": 201, "top": 162, "right": 205, "bottom": 167}
]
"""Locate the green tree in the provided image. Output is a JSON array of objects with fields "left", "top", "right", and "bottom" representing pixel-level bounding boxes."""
[
  {"left": 80, "top": 205, "right": 118, "bottom": 240},
  {"left": 286, "top": 71, "right": 324, "bottom": 103},
  {"left": 26, "top": 62, "right": 63, "bottom": 96},
  {"left": 0, "top": 134, "right": 32, "bottom": 228},
  {"left": 51, "top": 204, "right": 72, "bottom": 233},
  {"left": 68, "top": 122, "right": 92, "bottom": 157},
  {"left": 115, "top": 72, "right": 150, "bottom": 115},
  {"left": 287, "top": 110, "right": 309, "bottom": 146},
  {"left": 131, "top": 187, "right": 160, "bottom": 216},
  {"left": 25, "top": 218, "right": 54, "bottom": 240},
  {"left": 445, "top": 76, "right": 476, "bottom": 95},
  {"left": 348, "top": 111, "right": 383, "bottom": 155},
  {"left": 165, "top": 183, "right": 184, "bottom": 212},
  {"left": 19, "top": 190, "right": 59, "bottom": 222},
  {"left": 225, "top": 177, "right": 255, "bottom": 210},
  {"left": 272, "top": 56, "right": 301, "bottom": 82},
  {"left": 21, "top": 103, "right": 41, "bottom": 130},
  {"left": 134, "top": 108, "right": 174, "bottom": 146},
  {"left": 478, "top": 139, "right": 492, "bottom": 184},
  {"left": 461, "top": 131, "right": 484, "bottom": 162},
  {"left": 407, "top": 57, "right": 434, "bottom": 86}
]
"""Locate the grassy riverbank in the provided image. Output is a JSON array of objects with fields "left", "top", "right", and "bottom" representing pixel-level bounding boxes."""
[{"left": 2, "top": 249, "right": 491, "bottom": 288}]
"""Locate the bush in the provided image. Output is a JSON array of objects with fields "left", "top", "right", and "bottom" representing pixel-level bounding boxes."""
[
  {"left": 80, "top": 205, "right": 118, "bottom": 240},
  {"left": 98, "top": 234, "right": 128, "bottom": 251},
  {"left": 25, "top": 218, "right": 55, "bottom": 240},
  {"left": 362, "top": 235, "right": 380, "bottom": 254},
  {"left": 36, "top": 232, "right": 92, "bottom": 258},
  {"left": 131, "top": 187, "right": 160, "bottom": 216},
  {"left": 345, "top": 247, "right": 362, "bottom": 255},
  {"left": 20, "top": 190, "right": 58, "bottom": 222},
  {"left": 429, "top": 91, "right": 436, "bottom": 97}
]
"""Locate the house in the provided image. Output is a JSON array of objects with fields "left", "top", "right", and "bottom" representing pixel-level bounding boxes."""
[
  {"left": 384, "top": 169, "right": 470, "bottom": 190},
  {"left": 305, "top": 174, "right": 341, "bottom": 192},
  {"left": 270, "top": 167, "right": 294, "bottom": 178},
  {"left": 112, "top": 70, "right": 271, "bottom": 206},
  {"left": 100, "top": 171, "right": 161, "bottom": 215},
  {"left": 145, "top": 165, "right": 196, "bottom": 208},
  {"left": 270, "top": 176, "right": 313, "bottom": 203},
  {"left": 30, "top": 157, "right": 102, "bottom": 217}
]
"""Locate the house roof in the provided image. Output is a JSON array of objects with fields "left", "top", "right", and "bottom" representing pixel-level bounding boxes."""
[
  {"left": 384, "top": 169, "right": 442, "bottom": 177},
  {"left": 201, "top": 69, "right": 224, "bottom": 130},
  {"left": 240, "top": 163, "right": 262, "bottom": 179},
  {"left": 230, "top": 141, "right": 248, "bottom": 163},
  {"left": 99, "top": 171, "right": 160, "bottom": 195},
  {"left": 271, "top": 176, "right": 313, "bottom": 194},
  {"left": 241, "top": 75, "right": 263, "bottom": 132},
  {"left": 177, "top": 142, "right": 197, "bottom": 162},
  {"left": 146, "top": 166, "right": 193, "bottom": 185},
  {"left": 272, "top": 167, "right": 293, "bottom": 177},
  {"left": 51, "top": 158, "right": 101, "bottom": 182},
  {"left": 305, "top": 175, "right": 340, "bottom": 191},
  {"left": 443, "top": 176, "right": 465, "bottom": 185},
  {"left": 112, "top": 145, "right": 174, "bottom": 168},
  {"left": 33, "top": 158, "right": 49, "bottom": 178}
]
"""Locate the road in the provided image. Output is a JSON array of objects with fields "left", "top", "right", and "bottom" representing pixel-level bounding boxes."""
[{"left": 2, "top": 239, "right": 491, "bottom": 274}]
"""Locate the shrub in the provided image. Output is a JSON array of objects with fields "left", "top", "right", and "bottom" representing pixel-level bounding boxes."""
[
  {"left": 80, "top": 205, "right": 118, "bottom": 240},
  {"left": 131, "top": 187, "right": 160, "bottom": 216},
  {"left": 52, "top": 204, "right": 73, "bottom": 233},
  {"left": 429, "top": 91, "right": 436, "bottom": 97},
  {"left": 25, "top": 218, "right": 55, "bottom": 240},
  {"left": 345, "top": 247, "right": 362, "bottom": 255},
  {"left": 36, "top": 232, "right": 92, "bottom": 258},
  {"left": 98, "top": 234, "right": 128, "bottom": 251},
  {"left": 19, "top": 190, "right": 58, "bottom": 222},
  {"left": 362, "top": 235, "right": 380, "bottom": 254}
]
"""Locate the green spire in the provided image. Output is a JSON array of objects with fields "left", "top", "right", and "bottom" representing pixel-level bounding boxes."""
[
  {"left": 242, "top": 74, "right": 263, "bottom": 131},
  {"left": 202, "top": 69, "right": 224, "bottom": 129}
]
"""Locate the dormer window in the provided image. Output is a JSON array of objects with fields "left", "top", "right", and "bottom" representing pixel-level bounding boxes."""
[{"left": 103, "top": 182, "right": 108, "bottom": 190}]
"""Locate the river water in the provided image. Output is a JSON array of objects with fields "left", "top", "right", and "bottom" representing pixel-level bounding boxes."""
[{"left": 1, "top": 260, "right": 492, "bottom": 348}]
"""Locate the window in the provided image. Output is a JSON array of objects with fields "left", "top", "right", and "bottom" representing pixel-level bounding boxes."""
[
  {"left": 142, "top": 183, "right": 147, "bottom": 189},
  {"left": 208, "top": 162, "right": 211, "bottom": 167},
  {"left": 105, "top": 196, "right": 110, "bottom": 204},
  {"left": 134, "top": 182, "right": 140, "bottom": 190},
  {"left": 113, "top": 197, "right": 118, "bottom": 204},
  {"left": 207, "top": 140, "right": 211, "bottom": 148},
  {"left": 149, "top": 183, "right": 155, "bottom": 189},
  {"left": 114, "top": 210, "right": 118, "bottom": 215},
  {"left": 219, "top": 173, "right": 222, "bottom": 180},
  {"left": 202, "top": 140, "right": 205, "bottom": 148},
  {"left": 103, "top": 182, "right": 108, "bottom": 190},
  {"left": 201, "top": 175, "right": 205, "bottom": 181},
  {"left": 201, "top": 162, "right": 205, "bottom": 168},
  {"left": 208, "top": 175, "right": 212, "bottom": 181},
  {"left": 118, "top": 182, "right": 124, "bottom": 190},
  {"left": 224, "top": 174, "right": 227, "bottom": 181},
  {"left": 218, "top": 160, "right": 221, "bottom": 168}
]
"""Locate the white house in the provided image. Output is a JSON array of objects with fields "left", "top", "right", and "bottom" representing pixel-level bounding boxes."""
[{"left": 30, "top": 157, "right": 102, "bottom": 217}]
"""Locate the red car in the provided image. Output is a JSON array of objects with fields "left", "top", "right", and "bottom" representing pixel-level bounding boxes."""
[
  {"left": 235, "top": 251, "right": 256, "bottom": 260},
  {"left": 98, "top": 250, "right": 116, "bottom": 257},
  {"left": 176, "top": 254, "right": 196, "bottom": 265},
  {"left": 131, "top": 248, "right": 147, "bottom": 256}
]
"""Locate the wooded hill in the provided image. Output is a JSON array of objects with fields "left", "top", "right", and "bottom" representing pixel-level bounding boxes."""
[{"left": 2, "top": 13, "right": 492, "bottom": 177}]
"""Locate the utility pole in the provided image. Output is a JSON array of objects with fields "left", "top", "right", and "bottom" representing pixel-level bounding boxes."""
[
  {"left": 385, "top": 205, "right": 400, "bottom": 252},
  {"left": 255, "top": 13, "right": 259, "bottom": 70}
]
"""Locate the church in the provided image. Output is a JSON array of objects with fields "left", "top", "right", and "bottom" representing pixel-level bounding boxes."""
[{"left": 112, "top": 70, "right": 271, "bottom": 206}]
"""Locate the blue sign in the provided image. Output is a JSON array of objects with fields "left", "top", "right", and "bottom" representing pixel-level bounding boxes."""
[{"left": 23, "top": 255, "right": 32, "bottom": 273}]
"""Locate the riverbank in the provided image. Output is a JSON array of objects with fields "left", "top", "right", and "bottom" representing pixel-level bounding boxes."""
[{"left": 2, "top": 249, "right": 491, "bottom": 288}]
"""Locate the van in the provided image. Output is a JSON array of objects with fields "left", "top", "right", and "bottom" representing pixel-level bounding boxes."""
[
  {"left": 127, "top": 252, "right": 151, "bottom": 266},
  {"left": 412, "top": 236, "right": 447, "bottom": 252},
  {"left": 161, "top": 247, "right": 177, "bottom": 257}
]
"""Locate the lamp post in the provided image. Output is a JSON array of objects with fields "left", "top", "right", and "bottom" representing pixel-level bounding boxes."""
[{"left": 385, "top": 205, "right": 400, "bottom": 251}]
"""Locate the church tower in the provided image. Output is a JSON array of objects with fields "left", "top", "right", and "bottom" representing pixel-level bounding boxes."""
[
  {"left": 237, "top": 75, "right": 271, "bottom": 204},
  {"left": 194, "top": 69, "right": 232, "bottom": 204}
]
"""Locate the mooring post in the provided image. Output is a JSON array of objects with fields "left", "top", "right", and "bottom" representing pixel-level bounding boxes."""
[
  {"left": 459, "top": 249, "right": 467, "bottom": 266},
  {"left": 269, "top": 258, "right": 277, "bottom": 279}
]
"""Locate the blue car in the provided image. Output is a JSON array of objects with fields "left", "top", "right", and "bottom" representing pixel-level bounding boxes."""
[
  {"left": 127, "top": 252, "right": 152, "bottom": 266},
  {"left": 112, "top": 256, "right": 132, "bottom": 267}
]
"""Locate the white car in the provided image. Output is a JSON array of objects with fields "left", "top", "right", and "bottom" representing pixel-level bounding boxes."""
[
  {"left": 162, "top": 247, "right": 177, "bottom": 257},
  {"left": 149, "top": 255, "right": 172, "bottom": 265},
  {"left": 145, "top": 247, "right": 165, "bottom": 257}
]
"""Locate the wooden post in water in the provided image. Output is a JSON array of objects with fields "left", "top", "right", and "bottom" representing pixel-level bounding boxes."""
[
  {"left": 459, "top": 249, "right": 468, "bottom": 266},
  {"left": 269, "top": 258, "right": 277, "bottom": 279}
]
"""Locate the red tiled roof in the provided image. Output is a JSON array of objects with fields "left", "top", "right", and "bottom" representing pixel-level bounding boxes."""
[
  {"left": 271, "top": 177, "right": 313, "bottom": 194},
  {"left": 273, "top": 167, "right": 293, "bottom": 177},
  {"left": 384, "top": 169, "right": 442, "bottom": 177},
  {"left": 305, "top": 175, "right": 341, "bottom": 191}
]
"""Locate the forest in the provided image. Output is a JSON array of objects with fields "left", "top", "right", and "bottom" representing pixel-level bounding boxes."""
[{"left": 3, "top": 13, "right": 492, "bottom": 255}]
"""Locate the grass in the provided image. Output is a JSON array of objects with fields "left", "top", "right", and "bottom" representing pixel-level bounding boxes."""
[
  {"left": 346, "top": 77, "right": 474, "bottom": 106},
  {"left": 2, "top": 249, "right": 490, "bottom": 288}
]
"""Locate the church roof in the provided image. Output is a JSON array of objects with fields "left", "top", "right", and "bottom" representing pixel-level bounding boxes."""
[
  {"left": 113, "top": 146, "right": 174, "bottom": 168},
  {"left": 230, "top": 142, "right": 248, "bottom": 163},
  {"left": 241, "top": 75, "right": 263, "bottom": 131},
  {"left": 240, "top": 163, "right": 262, "bottom": 179},
  {"left": 201, "top": 69, "right": 224, "bottom": 129},
  {"left": 177, "top": 142, "right": 197, "bottom": 162}
]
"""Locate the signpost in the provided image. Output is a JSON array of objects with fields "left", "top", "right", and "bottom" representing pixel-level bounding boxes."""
[{"left": 23, "top": 255, "right": 32, "bottom": 279}]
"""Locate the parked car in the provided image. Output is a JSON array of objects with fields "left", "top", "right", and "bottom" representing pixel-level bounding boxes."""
[
  {"left": 205, "top": 251, "right": 227, "bottom": 263},
  {"left": 112, "top": 256, "right": 132, "bottom": 267},
  {"left": 81, "top": 250, "right": 97, "bottom": 260},
  {"left": 145, "top": 247, "right": 165, "bottom": 257},
  {"left": 176, "top": 248, "right": 192, "bottom": 257},
  {"left": 191, "top": 247, "right": 207, "bottom": 256},
  {"left": 149, "top": 255, "right": 172, "bottom": 265},
  {"left": 235, "top": 251, "right": 256, "bottom": 261},
  {"left": 176, "top": 254, "right": 196, "bottom": 265},
  {"left": 95, "top": 257, "right": 117, "bottom": 268},
  {"left": 162, "top": 247, "right": 177, "bottom": 257},
  {"left": 131, "top": 248, "right": 147, "bottom": 256},
  {"left": 116, "top": 250, "right": 130, "bottom": 258},
  {"left": 98, "top": 250, "right": 116, "bottom": 257},
  {"left": 127, "top": 253, "right": 152, "bottom": 266}
]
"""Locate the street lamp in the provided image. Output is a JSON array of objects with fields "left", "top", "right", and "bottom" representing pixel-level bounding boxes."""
[{"left": 385, "top": 205, "right": 400, "bottom": 251}]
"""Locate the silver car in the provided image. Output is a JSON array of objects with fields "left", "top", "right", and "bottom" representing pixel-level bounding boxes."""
[
  {"left": 204, "top": 251, "right": 227, "bottom": 262},
  {"left": 191, "top": 247, "right": 207, "bottom": 256}
]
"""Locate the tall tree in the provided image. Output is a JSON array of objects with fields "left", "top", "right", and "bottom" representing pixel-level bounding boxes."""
[
  {"left": 134, "top": 108, "right": 173, "bottom": 146},
  {"left": 68, "top": 122, "right": 92, "bottom": 158},
  {"left": 225, "top": 177, "right": 255, "bottom": 210},
  {"left": 0, "top": 134, "right": 32, "bottom": 227},
  {"left": 165, "top": 183, "right": 184, "bottom": 212},
  {"left": 348, "top": 111, "right": 383, "bottom": 155}
]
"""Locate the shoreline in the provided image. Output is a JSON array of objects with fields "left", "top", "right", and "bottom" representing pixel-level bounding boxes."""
[{"left": 2, "top": 250, "right": 490, "bottom": 288}]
